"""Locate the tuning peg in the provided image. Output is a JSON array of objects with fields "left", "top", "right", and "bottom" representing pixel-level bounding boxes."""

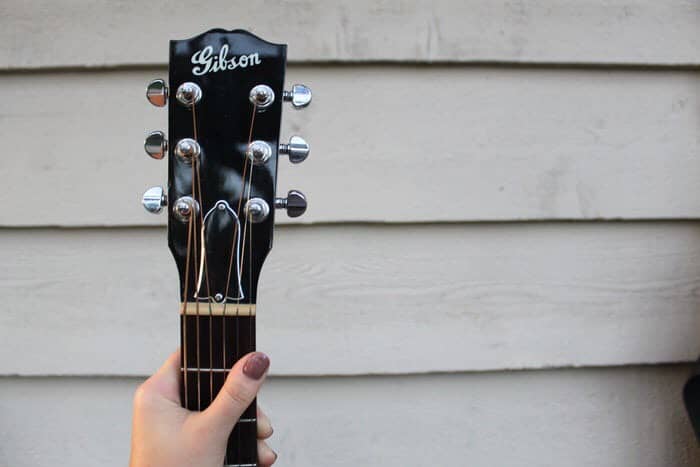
[
  {"left": 283, "top": 84, "right": 312, "bottom": 109},
  {"left": 146, "top": 79, "right": 168, "bottom": 107},
  {"left": 144, "top": 131, "right": 168, "bottom": 160},
  {"left": 279, "top": 136, "right": 309, "bottom": 163},
  {"left": 275, "top": 190, "right": 307, "bottom": 218},
  {"left": 142, "top": 186, "right": 167, "bottom": 214}
]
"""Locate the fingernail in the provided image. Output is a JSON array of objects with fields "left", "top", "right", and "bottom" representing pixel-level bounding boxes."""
[
  {"left": 242, "top": 352, "right": 269, "bottom": 380},
  {"left": 273, "top": 450, "right": 278, "bottom": 461}
]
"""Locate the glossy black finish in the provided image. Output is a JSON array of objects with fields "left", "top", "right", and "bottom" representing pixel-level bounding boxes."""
[
  {"left": 168, "top": 29, "right": 286, "bottom": 305},
  {"left": 684, "top": 359, "right": 700, "bottom": 441},
  {"left": 164, "top": 29, "right": 288, "bottom": 466}
]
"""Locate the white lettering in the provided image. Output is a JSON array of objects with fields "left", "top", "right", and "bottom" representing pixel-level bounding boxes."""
[
  {"left": 191, "top": 46, "right": 214, "bottom": 76},
  {"left": 191, "top": 44, "right": 262, "bottom": 76}
]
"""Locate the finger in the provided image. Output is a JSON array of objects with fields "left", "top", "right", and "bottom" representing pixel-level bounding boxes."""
[
  {"left": 257, "top": 406, "right": 273, "bottom": 439},
  {"left": 198, "top": 352, "right": 270, "bottom": 433},
  {"left": 140, "top": 349, "right": 182, "bottom": 405},
  {"left": 257, "top": 439, "right": 277, "bottom": 466}
]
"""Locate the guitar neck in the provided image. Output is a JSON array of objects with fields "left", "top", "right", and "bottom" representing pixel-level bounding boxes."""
[
  {"left": 180, "top": 304, "right": 257, "bottom": 466},
  {"left": 141, "top": 28, "right": 311, "bottom": 467}
]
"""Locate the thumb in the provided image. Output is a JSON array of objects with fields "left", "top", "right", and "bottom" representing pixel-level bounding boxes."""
[
  {"left": 196, "top": 352, "right": 270, "bottom": 433},
  {"left": 136, "top": 349, "right": 182, "bottom": 406}
]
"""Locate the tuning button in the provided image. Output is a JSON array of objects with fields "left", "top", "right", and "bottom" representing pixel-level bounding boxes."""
[
  {"left": 144, "top": 131, "right": 168, "bottom": 160},
  {"left": 142, "top": 186, "right": 167, "bottom": 214},
  {"left": 146, "top": 79, "right": 168, "bottom": 107},
  {"left": 275, "top": 190, "right": 307, "bottom": 218},
  {"left": 279, "top": 136, "right": 309, "bottom": 164},
  {"left": 283, "top": 84, "right": 312, "bottom": 109}
]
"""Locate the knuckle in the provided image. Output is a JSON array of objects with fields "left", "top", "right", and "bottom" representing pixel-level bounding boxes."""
[
  {"left": 223, "top": 380, "right": 255, "bottom": 410},
  {"left": 132, "top": 381, "right": 154, "bottom": 409}
]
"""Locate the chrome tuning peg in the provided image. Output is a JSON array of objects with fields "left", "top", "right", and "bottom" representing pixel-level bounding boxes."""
[
  {"left": 283, "top": 84, "right": 312, "bottom": 109},
  {"left": 144, "top": 131, "right": 168, "bottom": 160},
  {"left": 279, "top": 136, "right": 309, "bottom": 164},
  {"left": 275, "top": 190, "right": 307, "bottom": 218},
  {"left": 142, "top": 186, "right": 167, "bottom": 214},
  {"left": 146, "top": 79, "right": 168, "bottom": 107}
]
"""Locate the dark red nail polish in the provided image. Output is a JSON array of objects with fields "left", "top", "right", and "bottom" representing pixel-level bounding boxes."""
[{"left": 242, "top": 352, "right": 269, "bottom": 380}]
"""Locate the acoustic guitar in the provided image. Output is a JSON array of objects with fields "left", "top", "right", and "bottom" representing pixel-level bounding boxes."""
[
  {"left": 141, "top": 28, "right": 311, "bottom": 466},
  {"left": 684, "top": 361, "right": 700, "bottom": 441}
]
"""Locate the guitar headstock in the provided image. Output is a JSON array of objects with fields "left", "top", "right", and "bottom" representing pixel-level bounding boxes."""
[{"left": 141, "top": 29, "right": 310, "bottom": 308}]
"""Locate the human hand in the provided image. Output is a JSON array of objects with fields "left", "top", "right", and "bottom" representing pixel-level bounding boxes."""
[{"left": 129, "top": 349, "right": 277, "bottom": 467}]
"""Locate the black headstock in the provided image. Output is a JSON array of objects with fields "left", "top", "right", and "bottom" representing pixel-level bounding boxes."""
[
  {"left": 143, "top": 29, "right": 310, "bottom": 307},
  {"left": 141, "top": 29, "right": 311, "bottom": 465}
]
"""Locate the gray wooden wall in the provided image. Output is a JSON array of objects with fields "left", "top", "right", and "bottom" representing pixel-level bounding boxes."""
[{"left": 1, "top": 1, "right": 700, "bottom": 466}]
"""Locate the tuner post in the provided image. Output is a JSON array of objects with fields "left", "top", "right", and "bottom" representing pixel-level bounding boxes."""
[
  {"left": 275, "top": 190, "right": 307, "bottom": 218},
  {"left": 246, "top": 141, "right": 272, "bottom": 165},
  {"left": 176, "top": 82, "right": 202, "bottom": 107},
  {"left": 172, "top": 196, "right": 200, "bottom": 223},
  {"left": 174, "top": 138, "right": 201, "bottom": 163},
  {"left": 245, "top": 198, "right": 270, "bottom": 223},
  {"left": 249, "top": 84, "right": 275, "bottom": 110}
]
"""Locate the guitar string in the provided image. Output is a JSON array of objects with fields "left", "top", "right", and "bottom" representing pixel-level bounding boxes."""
[
  {"left": 248, "top": 196, "right": 254, "bottom": 467},
  {"left": 240, "top": 102, "right": 258, "bottom": 463},
  {"left": 180, "top": 208, "right": 194, "bottom": 410},
  {"left": 188, "top": 109, "right": 202, "bottom": 411},
  {"left": 220, "top": 101, "right": 257, "bottom": 465},
  {"left": 191, "top": 114, "right": 216, "bottom": 409},
  {"left": 223, "top": 104, "right": 256, "bottom": 377},
  {"left": 194, "top": 159, "right": 215, "bottom": 407},
  {"left": 191, "top": 105, "right": 217, "bottom": 411},
  {"left": 237, "top": 101, "right": 259, "bottom": 464},
  {"left": 223, "top": 107, "right": 257, "bottom": 315}
]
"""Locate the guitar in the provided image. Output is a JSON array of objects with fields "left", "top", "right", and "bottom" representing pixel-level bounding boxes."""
[
  {"left": 684, "top": 361, "right": 700, "bottom": 441},
  {"left": 140, "top": 29, "right": 311, "bottom": 466}
]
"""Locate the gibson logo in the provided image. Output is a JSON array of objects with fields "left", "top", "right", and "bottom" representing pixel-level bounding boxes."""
[{"left": 191, "top": 44, "right": 261, "bottom": 76}]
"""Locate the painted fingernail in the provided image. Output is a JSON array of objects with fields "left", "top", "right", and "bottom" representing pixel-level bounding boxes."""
[{"left": 242, "top": 352, "right": 270, "bottom": 380}]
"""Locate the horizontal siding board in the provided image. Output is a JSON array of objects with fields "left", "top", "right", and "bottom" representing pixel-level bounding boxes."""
[
  {"left": 1, "top": 67, "right": 699, "bottom": 226},
  {"left": 1, "top": 367, "right": 698, "bottom": 467},
  {"left": 2, "top": 223, "right": 700, "bottom": 376},
  {"left": 1, "top": 1, "right": 698, "bottom": 69}
]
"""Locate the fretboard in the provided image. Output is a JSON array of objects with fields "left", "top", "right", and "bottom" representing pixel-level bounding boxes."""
[{"left": 180, "top": 307, "right": 257, "bottom": 466}]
